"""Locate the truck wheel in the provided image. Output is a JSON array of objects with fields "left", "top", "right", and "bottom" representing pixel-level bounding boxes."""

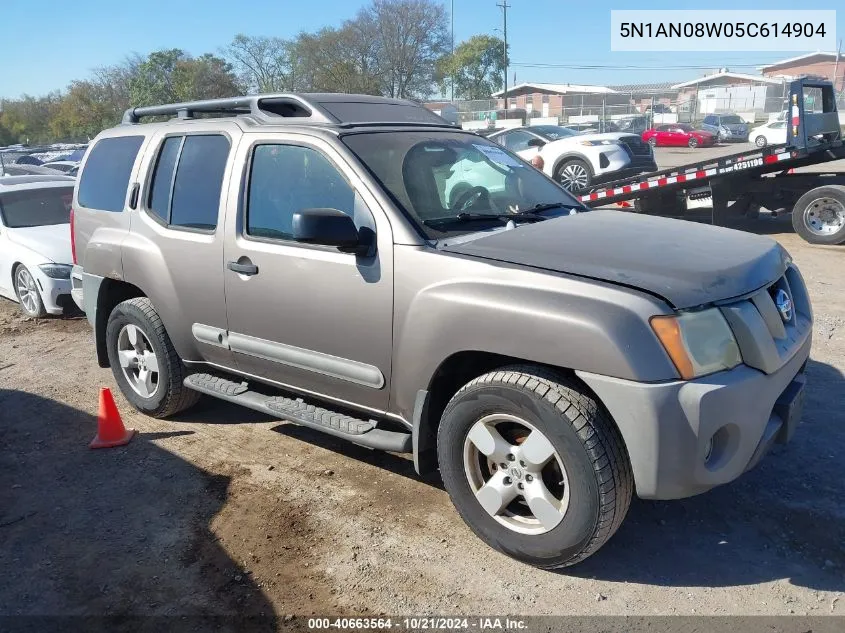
[
  {"left": 437, "top": 366, "right": 633, "bottom": 569},
  {"left": 105, "top": 297, "right": 200, "bottom": 418},
  {"left": 791, "top": 185, "right": 845, "bottom": 245},
  {"left": 554, "top": 159, "right": 592, "bottom": 192},
  {"left": 14, "top": 264, "right": 47, "bottom": 318}
]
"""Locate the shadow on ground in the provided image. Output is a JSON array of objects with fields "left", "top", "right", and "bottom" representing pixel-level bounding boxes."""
[{"left": 0, "top": 389, "right": 277, "bottom": 631}]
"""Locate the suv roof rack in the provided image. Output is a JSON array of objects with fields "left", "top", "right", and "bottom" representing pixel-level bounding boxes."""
[{"left": 121, "top": 93, "right": 458, "bottom": 128}]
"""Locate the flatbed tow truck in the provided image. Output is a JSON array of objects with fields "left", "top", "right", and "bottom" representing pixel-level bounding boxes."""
[{"left": 575, "top": 79, "right": 845, "bottom": 245}]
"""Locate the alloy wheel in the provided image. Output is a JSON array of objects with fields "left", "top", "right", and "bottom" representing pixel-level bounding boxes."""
[
  {"left": 116, "top": 323, "right": 160, "bottom": 398},
  {"left": 558, "top": 163, "right": 589, "bottom": 191},
  {"left": 15, "top": 267, "right": 40, "bottom": 316},
  {"left": 463, "top": 414, "right": 570, "bottom": 535}
]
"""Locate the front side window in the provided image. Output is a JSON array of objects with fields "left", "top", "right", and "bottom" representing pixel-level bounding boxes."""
[
  {"left": 0, "top": 186, "right": 74, "bottom": 228},
  {"left": 146, "top": 134, "right": 230, "bottom": 231},
  {"left": 342, "top": 131, "right": 582, "bottom": 239},
  {"left": 247, "top": 144, "right": 355, "bottom": 241},
  {"left": 78, "top": 136, "right": 144, "bottom": 212}
]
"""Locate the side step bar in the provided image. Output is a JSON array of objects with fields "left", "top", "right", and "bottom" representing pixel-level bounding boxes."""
[{"left": 184, "top": 373, "right": 411, "bottom": 453}]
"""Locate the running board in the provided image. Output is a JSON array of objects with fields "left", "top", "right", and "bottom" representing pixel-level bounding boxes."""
[{"left": 184, "top": 373, "right": 411, "bottom": 453}]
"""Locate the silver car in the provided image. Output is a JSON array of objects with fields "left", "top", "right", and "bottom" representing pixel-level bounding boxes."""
[
  {"left": 70, "top": 93, "right": 811, "bottom": 569},
  {"left": 701, "top": 113, "right": 750, "bottom": 142}
]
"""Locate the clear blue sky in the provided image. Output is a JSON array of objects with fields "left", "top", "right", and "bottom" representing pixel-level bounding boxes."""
[{"left": 0, "top": 0, "right": 842, "bottom": 99}]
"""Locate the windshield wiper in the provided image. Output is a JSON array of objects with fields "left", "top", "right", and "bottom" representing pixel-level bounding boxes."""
[
  {"left": 523, "top": 202, "right": 584, "bottom": 214},
  {"left": 423, "top": 212, "right": 547, "bottom": 229}
]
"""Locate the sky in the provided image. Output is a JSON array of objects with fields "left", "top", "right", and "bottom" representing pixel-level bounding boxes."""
[{"left": 0, "top": 0, "right": 842, "bottom": 99}]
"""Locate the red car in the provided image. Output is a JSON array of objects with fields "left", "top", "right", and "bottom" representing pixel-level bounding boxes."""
[{"left": 641, "top": 124, "right": 716, "bottom": 148}]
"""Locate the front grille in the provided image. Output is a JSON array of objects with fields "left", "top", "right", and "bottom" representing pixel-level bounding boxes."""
[
  {"left": 619, "top": 135, "right": 651, "bottom": 156},
  {"left": 720, "top": 265, "right": 812, "bottom": 375}
]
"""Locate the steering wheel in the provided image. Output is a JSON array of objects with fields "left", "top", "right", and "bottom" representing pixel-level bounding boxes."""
[{"left": 452, "top": 186, "right": 491, "bottom": 212}]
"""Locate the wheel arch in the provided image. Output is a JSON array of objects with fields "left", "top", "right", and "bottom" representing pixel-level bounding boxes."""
[{"left": 94, "top": 278, "right": 146, "bottom": 368}]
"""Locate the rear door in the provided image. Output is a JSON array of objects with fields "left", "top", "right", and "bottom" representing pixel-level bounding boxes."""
[
  {"left": 222, "top": 133, "right": 395, "bottom": 412},
  {"left": 122, "top": 122, "right": 240, "bottom": 368}
]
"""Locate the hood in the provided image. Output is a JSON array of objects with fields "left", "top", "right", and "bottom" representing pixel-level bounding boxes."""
[
  {"left": 557, "top": 132, "right": 629, "bottom": 143},
  {"left": 441, "top": 211, "right": 787, "bottom": 309},
  {"left": 7, "top": 224, "right": 72, "bottom": 264},
  {"left": 722, "top": 122, "right": 748, "bottom": 132}
]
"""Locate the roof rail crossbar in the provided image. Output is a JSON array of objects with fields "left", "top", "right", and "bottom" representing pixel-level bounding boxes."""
[{"left": 122, "top": 94, "right": 337, "bottom": 125}]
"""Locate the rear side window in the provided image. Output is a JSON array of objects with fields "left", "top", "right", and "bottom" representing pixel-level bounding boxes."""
[
  {"left": 78, "top": 136, "right": 144, "bottom": 212},
  {"left": 146, "top": 134, "right": 230, "bottom": 231}
]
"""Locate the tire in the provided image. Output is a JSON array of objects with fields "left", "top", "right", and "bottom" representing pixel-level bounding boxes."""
[
  {"left": 14, "top": 264, "right": 47, "bottom": 318},
  {"left": 791, "top": 185, "right": 845, "bottom": 245},
  {"left": 647, "top": 137, "right": 657, "bottom": 147},
  {"left": 105, "top": 297, "right": 200, "bottom": 418},
  {"left": 687, "top": 137, "right": 698, "bottom": 148},
  {"left": 437, "top": 365, "right": 633, "bottom": 569},
  {"left": 554, "top": 159, "right": 592, "bottom": 193},
  {"left": 755, "top": 135, "right": 767, "bottom": 148}
]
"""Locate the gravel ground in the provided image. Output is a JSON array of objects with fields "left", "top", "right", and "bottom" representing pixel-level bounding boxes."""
[{"left": 0, "top": 224, "right": 843, "bottom": 629}]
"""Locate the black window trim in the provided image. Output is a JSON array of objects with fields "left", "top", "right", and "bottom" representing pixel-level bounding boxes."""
[
  {"left": 240, "top": 138, "right": 361, "bottom": 253},
  {"left": 76, "top": 134, "right": 146, "bottom": 213},
  {"left": 142, "top": 131, "right": 231, "bottom": 236}
]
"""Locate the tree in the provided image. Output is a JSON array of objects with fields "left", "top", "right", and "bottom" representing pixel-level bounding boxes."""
[
  {"left": 365, "top": 0, "right": 450, "bottom": 99},
  {"left": 224, "top": 34, "right": 293, "bottom": 93},
  {"left": 436, "top": 35, "right": 506, "bottom": 101},
  {"left": 129, "top": 49, "right": 241, "bottom": 107}
]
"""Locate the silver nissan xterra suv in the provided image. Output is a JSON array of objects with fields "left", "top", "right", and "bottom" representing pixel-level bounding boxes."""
[{"left": 70, "top": 93, "right": 812, "bottom": 569}]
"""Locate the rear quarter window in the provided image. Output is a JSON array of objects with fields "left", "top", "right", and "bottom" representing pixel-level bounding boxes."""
[{"left": 77, "top": 136, "right": 144, "bottom": 212}]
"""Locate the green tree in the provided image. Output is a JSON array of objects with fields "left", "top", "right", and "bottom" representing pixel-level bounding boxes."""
[
  {"left": 224, "top": 34, "right": 293, "bottom": 93},
  {"left": 129, "top": 49, "right": 241, "bottom": 107},
  {"left": 436, "top": 35, "right": 506, "bottom": 100}
]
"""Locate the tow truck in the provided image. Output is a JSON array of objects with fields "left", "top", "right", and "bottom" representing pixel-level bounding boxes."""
[{"left": 576, "top": 79, "right": 845, "bottom": 245}]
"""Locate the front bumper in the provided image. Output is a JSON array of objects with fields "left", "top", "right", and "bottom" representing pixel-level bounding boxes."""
[
  {"left": 576, "top": 334, "right": 811, "bottom": 500},
  {"left": 31, "top": 269, "right": 73, "bottom": 315}
]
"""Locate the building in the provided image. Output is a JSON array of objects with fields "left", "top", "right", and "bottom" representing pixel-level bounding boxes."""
[
  {"left": 759, "top": 52, "right": 844, "bottom": 92},
  {"left": 607, "top": 82, "right": 676, "bottom": 113},
  {"left": 672, "top": 71, "right": 785, "bottom": 117},
  {"left": 491, "top": 83, "right": 622, "bottom": 119}
]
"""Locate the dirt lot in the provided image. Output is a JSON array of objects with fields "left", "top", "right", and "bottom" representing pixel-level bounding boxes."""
[{"left": 1, "top": 209, "right": 844, "bottom": 627}]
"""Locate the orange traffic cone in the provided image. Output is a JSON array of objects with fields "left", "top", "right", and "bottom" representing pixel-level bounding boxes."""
[{"left": 89, "top": 387, "right": 136, "bottom": 449}]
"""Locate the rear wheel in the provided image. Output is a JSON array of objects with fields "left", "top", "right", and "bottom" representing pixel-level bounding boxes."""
[
  {"left": 437, "top": 366, "right": 633, "bottom": 569},
  {"left": 14, "top": 265, "right": 46, "bottom": 318},
  {"left": 687, "top": 137, "right": 699, "bottom": 148},
  {"left": 755, "top": 135, "right": 767, "bottom": 148},
  {"left": 791, "top": 185, "right": 845, "bottom": 245},
  {"left": 106, "top": 297, "right": 200, "bottom": 418},
  {"left": 554, "top": 159, "right": 592, "bottom": 192}
]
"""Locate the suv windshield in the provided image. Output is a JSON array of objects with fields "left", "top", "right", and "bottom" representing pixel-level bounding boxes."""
[
  {"left": 0, "top": 186, "right": 73, "bottom": 228},
  {"left": 342, "top": 131, "right": 582, "bottom": 238},
  {"left": 720, "top": 115, "right": 743, "bottom": 124}
]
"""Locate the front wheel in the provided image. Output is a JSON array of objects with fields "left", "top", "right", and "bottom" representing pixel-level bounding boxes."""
[
  {"left": 14, "top": 265, "right": 46, "bottom": 318},
  {"left": 755, "top": 135, "right": 767, "bottom": 148},
  {"left": 106, "top": 297, "right": 200, "bottom": 418},
  {"left": 791, "top": 185, "right": 845, "bottom": 245},
  {"left": 687, "top": 137, "right": 698, "bottom": 148},
  {"left": 554, "top": 159, "right": 592, "bottom": 192},
  {"left": 437, "top": 366, "right": 633, "bottom": 569}
]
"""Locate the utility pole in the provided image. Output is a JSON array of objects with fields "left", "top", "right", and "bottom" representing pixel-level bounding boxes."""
[
  {"left": 497, "top": 0, "right": 510, "bottom": 112},
  {"left": 450, "top": 0, "right": 455, "bottom": 102},
  {"left": 833, "top": 39, "right": 842, "bottom": 94}
]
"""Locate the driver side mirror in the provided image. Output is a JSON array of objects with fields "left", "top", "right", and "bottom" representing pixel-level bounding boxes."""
[
  {"left": 526, "top": 138, "right": 546, "bottom": 148},
  {"left": 292, "top": 208, "right": 369, "bottom": 255}
]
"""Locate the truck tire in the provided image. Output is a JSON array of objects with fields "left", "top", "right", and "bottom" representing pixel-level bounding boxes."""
[
  {"left": 437, "top": 365, "right": 633, "bottom": 569},
  {"left": 105, "top": 297, "right": 200, "bottom": 418},
  {"left": 791, "top": 185, "right": 845, "bottom": 245}
]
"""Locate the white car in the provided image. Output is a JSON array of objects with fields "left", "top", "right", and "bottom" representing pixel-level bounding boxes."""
[
  {"left": 0, "top": 175, "right": 76, "bottom": 317},
  {"left": 750, "top": 120, "right": 788, "bottom": 148},
  {"left": 42, "top": 160, "right": 80, "bottom": 176},
  {"left": 488, "top": 125, "right": 657, "bottom": 192}
]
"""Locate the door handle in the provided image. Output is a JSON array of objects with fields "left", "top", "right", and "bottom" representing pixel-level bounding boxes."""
[{"left": 227, "top": 260, "right": 259, "bottom": 276}]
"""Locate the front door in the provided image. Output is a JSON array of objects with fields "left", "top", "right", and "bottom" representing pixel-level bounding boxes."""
[{"left": 222, "top": 135, "right": 394, "bottom": 412}]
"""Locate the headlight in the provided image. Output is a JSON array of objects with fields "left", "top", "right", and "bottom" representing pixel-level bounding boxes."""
[
  {"left": 650, "top": 308, "right": 742, "bottom": 380},
  {"left": 578, "top": 139, "right": 620, "bottom": 146},
  {"left": 38, "top": 263, "right": 72, "bottom": 279}
]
